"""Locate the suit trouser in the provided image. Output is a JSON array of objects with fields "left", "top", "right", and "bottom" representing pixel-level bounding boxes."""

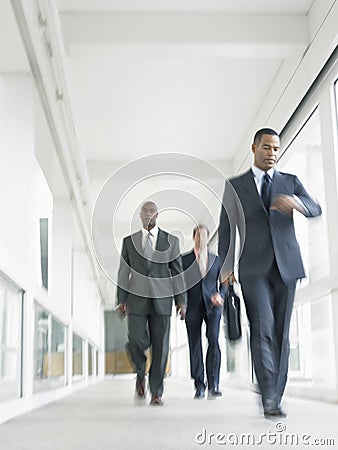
[
  {"left": 126, "top": 309, "right": 170, "bottom": 396},
  {"left": 240, "top": 263, "right": 296, "bottom": 407},
  {"left": 185, "top": 302, "right": 221, "bottom": 391}
]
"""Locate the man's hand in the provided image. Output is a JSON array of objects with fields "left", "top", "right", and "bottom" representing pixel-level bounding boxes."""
[
  {"left": 270, "top": 194, "right": 305, "bottom": 215},
  {"left": 116, "top": 303, "right": 127, "bottom": 318},
  {"left": 211, "top": 292, "right": 224, "bottom": 307},
  {"left": 176, "top": 304, "right": 186, "bottom": 320}
]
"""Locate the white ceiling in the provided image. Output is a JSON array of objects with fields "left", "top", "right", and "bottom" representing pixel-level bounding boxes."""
[
  {"left": 67, "top": 54, "right": 281, "bottom": 161},
  {"left": 0, "top": 0, "right": 29, "bottom": 72},
  {"left": 1, "top": 0, "right": 333, "bottom": 306},
  {"left": 57, "top": 0, "right": 314, "bottom": 14},
  {"left": 57, "top": 1, "right": 310, "bottom": 169}
]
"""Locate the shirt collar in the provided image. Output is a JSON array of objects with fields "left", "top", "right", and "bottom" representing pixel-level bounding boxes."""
[
  {"left": 252, "top": 165, "right": 275, "bottom": 181},
  {"left": 194, "top": 247, "right": 208, "bottom": 258},
  {"left": 142, "top": 225, "right": 159, "bottom": 240}
]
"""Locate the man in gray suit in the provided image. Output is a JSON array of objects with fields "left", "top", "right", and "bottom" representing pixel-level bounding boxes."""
[
  {"left": 117, "top": 201, "right": 186, "bottom": 406},
  {"left": 218, "top": 128, "right": 321, "bottom": 418}
]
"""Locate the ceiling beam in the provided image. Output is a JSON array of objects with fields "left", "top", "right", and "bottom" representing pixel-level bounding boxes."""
[{"left": 60, "top": 13, "right": 308, "bottom": 49}]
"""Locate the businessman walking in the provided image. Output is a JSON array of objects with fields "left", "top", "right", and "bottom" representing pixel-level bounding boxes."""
[
  {"left": 117, "top": 201, "right": 186, "bottom": 406},
  {"left": 218, "top": 128, "right": 321, "bottom": 417},
  {"left": 182, "top": 225, "right": 225, "bottom": 400}
]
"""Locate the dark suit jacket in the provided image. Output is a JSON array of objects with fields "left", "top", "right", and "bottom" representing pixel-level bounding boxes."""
[
  {"left": 218, "top": 169, "right": 322, "bottom": 283},
  {"left": 117, "top": 228, "right": 187, "bottom": 315},
  {"left": 182, "top": 250, "right": 225, "bottom": 316}
]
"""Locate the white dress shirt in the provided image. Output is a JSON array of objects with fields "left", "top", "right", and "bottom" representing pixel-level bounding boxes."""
[
  {"left": 252, "top": 165, "right": 275, "bottom": 196},
  {"left": 251, "top": 165, "right": 308, "bottom": 213},
  {"left": 194, "top": 247, "right": 208, "bottom": 277},
  {"left": 141, "top": 225, "right": 159, "bottom": 250}
]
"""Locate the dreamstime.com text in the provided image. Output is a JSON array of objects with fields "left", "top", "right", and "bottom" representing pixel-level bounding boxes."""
[{"left": 195, "top": 423, "right": 335, "bottom": 446}]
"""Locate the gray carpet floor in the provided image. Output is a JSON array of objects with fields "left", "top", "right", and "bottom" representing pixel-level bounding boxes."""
[{"left": 0, "top": 377, "right": 337, "bottom": 449}]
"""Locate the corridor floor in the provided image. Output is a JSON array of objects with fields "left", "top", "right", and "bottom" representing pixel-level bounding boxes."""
[{"left": 0, "top": 377, "right": 337, "bottom": 450}]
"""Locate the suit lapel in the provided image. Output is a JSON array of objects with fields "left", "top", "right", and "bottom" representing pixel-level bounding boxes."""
[
  {"left": 242, "top": 170, "right": 264, "bottom": 206},
  {"left": 193, "top": 250, "right": 213, "bottom": 278},
  {"left": 131, "top": 230, "right": 143, "bottom": 255},
  {"left": 242, "top": 169, "right": 270, "bottom": 215},
  {"left": 155, "top": 229, "right": 169, "bottom": 252},
  {"left": 270, "top": 170, "right": 286, "bottom": 197},
  {"left": 186, "top": 250, "right": 201, "bottom": 277}
]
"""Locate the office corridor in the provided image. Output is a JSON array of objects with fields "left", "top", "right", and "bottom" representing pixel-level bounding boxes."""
[{"left": 0, "top": 377, "right": 337, "bottom": 450}]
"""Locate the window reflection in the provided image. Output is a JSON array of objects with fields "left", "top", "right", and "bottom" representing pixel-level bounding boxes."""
[
  {"left": 33, "top": 303, "right": 67, "bottom": 392},
  {"left": 72, "top": 333, "right": 83, "bottom": 381}
]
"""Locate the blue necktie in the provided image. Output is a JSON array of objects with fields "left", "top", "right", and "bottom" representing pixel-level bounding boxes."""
[{"left": 261, "top": 173, "right": 272, "bottom": 213}]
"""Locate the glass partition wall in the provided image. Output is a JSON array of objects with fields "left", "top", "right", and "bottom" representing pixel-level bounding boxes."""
[
  {"left": 278, "top": 59, "right": 338, "bottom": 397},
  {"left": 33, "top": 303, "right": 67, "bottom": 392},
  {"left": 72, "top": 333, "right": 84, "bottom": 381}
]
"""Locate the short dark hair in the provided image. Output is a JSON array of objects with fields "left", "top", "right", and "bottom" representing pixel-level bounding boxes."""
[
  {"left": 193, "top": 225, "right": 209, "bottom": 238},
  {"left": 253, "top": 128, "right": 279, "bottom": 145}
]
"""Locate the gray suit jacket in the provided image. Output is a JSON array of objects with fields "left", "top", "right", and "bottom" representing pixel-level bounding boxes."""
[
  {"left": 117, "top": 229, "right": 187, "bottom": 315},
  {"left": 218, "top": 169, "right": 322, "bottom": 283}
]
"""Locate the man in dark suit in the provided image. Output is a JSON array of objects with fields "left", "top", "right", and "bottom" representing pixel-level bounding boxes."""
[
  {"left": 117, "top": 201, "right": 186, "bottom": 406},
  {"left": 218, "top": 128, "right": 322, "bottom": 418},
  {"left": 182, "top": 225, "right": 225, "bottom": 400}
]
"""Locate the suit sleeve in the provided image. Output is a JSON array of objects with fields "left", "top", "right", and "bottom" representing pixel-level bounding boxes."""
[
  {"left": 169, "top": 236, "right": 187, "bottom": 306},
  {"left": 294, "top": 176, "right": 322, "bottom": 218},
  {"left": 116, "top": 238, "right": 130, "bottom": 305},
  {"left": 215, "top": 256, "right": 227, "bottom": 298},
  {"left": 218, "top": 179, "right": 239, "bottom": 281}
]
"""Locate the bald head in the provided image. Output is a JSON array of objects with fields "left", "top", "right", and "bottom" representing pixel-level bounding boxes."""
[{"left": 140, "top": 201, "right": 158, "bottom": 230}]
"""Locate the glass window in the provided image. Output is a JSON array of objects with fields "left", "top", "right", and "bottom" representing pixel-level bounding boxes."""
[
  {"left": 289, "top": 309, "right": 301, "bottom": 376},
  {"left": 334, "top": 79, "right": 338, "bottom": 193},
  {"left": 0, "top": 275, "right": 22, "bottom": 402},
  {"left": 309, "top": 296, "right": 336, "bottom": 389},
  {"left": 280, "top": 108, "right": 329, "bottom": 284},
  {"left": 33, "top": 303, "right": 67, "bottom": 392},
  {"left": 39, "top": 218, "right": 49, "bottom": 290},
  {"left": 280, "top": 108, "right": 336, "bottom": 389},
  {"left": 88, "top": 344, "right": 93, "bottom": 377},
  {"left": 96, "top": 349, "right": 99, "bottom": 377},
  {"left": 334, "top": 79, "right": 338, "bottom": 126},
  {"left": 72, "top": 333, "right": 83, "bottom": 381}
]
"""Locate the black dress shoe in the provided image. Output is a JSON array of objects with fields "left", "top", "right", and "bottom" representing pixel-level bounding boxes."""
[
  {"left": 150, "top": 395, "right": 163, "bottom": 406},
  {"left": 135, "top": 377, "right": 146, "bottom": 398},
  {"left": 194, "top": 388, "right": 205, "bottom": 399},
  {"left": 208, "top": 389, "right": 222, "bottom": 399},
  {"left": 263, "top": 397, "right": 287, "bottom": 418},
  {"left": 264, "top": 407, "right": 287, "bottom": 418}
]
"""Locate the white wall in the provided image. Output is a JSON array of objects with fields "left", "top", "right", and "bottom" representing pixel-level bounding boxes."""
[
  {"left": 0, "top": 73, "right": 104, "bottom": 423},
  {"left": 72, "top": 248, "right": 103, "bottom": 346},
  {"left": 0, "top": 74, "right": 38, "bottom": 287}
]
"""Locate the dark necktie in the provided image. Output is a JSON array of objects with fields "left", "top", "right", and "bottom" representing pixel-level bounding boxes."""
[
  {"left": 143, "top": 232, "right": 153, "bottom": 266},
  {"left": 261, "top": 173, "right": 272, "bottom": 213}
]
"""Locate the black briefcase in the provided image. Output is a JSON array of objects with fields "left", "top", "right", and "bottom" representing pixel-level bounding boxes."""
[{"left": 223, "top": 283, "right": 242, "bottom": 340}]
